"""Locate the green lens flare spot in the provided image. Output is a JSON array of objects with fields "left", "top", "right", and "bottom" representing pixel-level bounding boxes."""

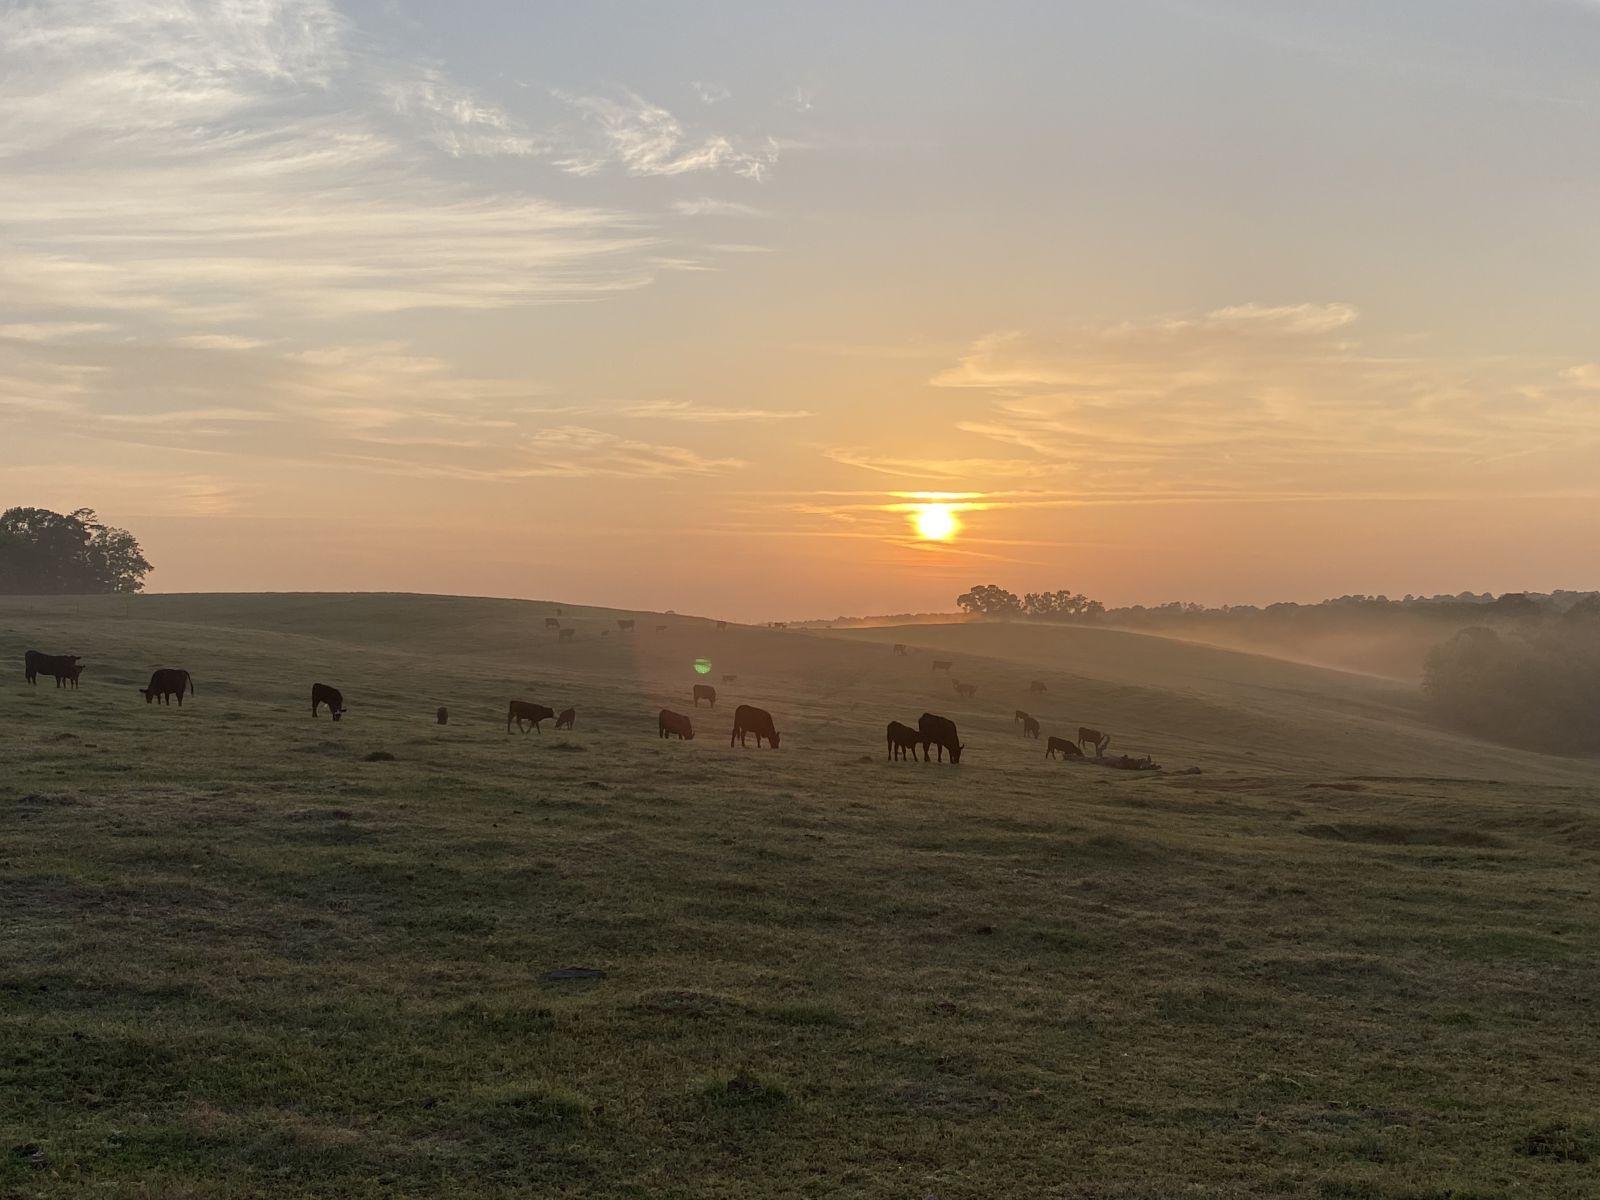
[{"left": 693, "top": 658, "right": 712, "bottom": 675}]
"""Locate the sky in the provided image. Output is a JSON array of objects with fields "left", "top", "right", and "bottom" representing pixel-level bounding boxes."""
[{"left": 4, "top": 0, "right": 1600, "bottom": 620}]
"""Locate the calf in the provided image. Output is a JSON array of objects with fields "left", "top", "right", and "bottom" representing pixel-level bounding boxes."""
[
  {"left": 507, "top": 701, "right": 555, "bottom": 733},
  {"left": 931, "top": 660, "right": 953, "bottom": 673},
  {"left": 1046, "top": 736, "right": 1084, "bottom": 760},
  {"left": 1020, "top": 715, "right": 1040, "bottom": 739},
  {"left": 886, "top": 720, "right": 920, "bottom": 761},
  {"left": 24, "top": 650, "right": 79, "bottom": 687},
  {"left": 893, "top": 643, "right": 909, "bottom": 656},
  {"left": 62, "top": 663, "right": 85, "bottom": 689},
  {"left": 658, "top": 708, "right": 694, "bottom": 740},
  {"left": 311, "top": 682, "right": 345, "bottom": 721},
  {"left": 693, "top": 683, "right": 717, "bottom": 708},
  {"left": 141, "top": 668, "right": 194, "bottom": 706},
  {"left": 555, "top": 707, "right": 576, "bottom": 730},
  {"left": 731, "top": 704, "right": 780, "bottom": 749},
  {"left": 1078, "top": 727, "right": 1111, "bottom": 757},
  {"left": 918, "top": 712, "right": 963, "bottom": 764},
  {"left": 953, "top": 680, "right": 977, "bottom": 698}
]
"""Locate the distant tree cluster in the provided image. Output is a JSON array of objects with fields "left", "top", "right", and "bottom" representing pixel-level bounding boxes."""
[
  {"left": 1424, "top": 616, "right": 1600, "bottom": 752},
  {"left": 0, "top": 507, "right": 153, "bottom": 595},
  {"left": 954, "top": 584, "right": 1107, "bottom": 621}
]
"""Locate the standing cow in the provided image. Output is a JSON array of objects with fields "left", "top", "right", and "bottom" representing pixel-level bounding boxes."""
[
  {"left": 141, "top": 669, "right": 194, "bottom": 706},
  {"left": 731, "top": 704, "right": 780, "bottom": 749},
  {"left": 918, "top": 712, "right": 963, "bottom": 764},
  {"left": 1078, "top": 727, "right": 1111, "bottom": 757},
  {"left": 886, "top": 720, "right": 920, "bottom": 761},
  {"left": 311, "top": 683, "right": 345, "bottom": 721},
  {"left": 693, "top": 684, "right": 717, "bottom": 708},
  {"left": 507, "top": 701, "right": 555, "bottom": 733},
  {"left": 24, "top": 650, "right": 80, "bottom": 687}
]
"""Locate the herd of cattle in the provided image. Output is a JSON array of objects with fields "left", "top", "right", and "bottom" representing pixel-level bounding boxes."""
[{"left": 22, "top": 636, "right": 1156, "bottom": 769}]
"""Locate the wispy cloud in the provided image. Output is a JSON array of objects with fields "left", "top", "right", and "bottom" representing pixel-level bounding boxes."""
[
  {"left": 553, "top": 90, "right": 780, "bottom": 180},
  {"left": 622, "top": 400, "right": 811, "bottom": 422}
]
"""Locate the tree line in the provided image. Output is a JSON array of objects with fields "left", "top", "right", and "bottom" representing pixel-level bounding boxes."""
[{"left": 0, "top": 507, "right": 153, "bottom": 595}]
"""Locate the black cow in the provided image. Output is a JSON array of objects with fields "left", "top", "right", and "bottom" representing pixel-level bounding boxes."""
[
  {"left": 507, "top": 701, "right": 555, "bottom": 733},
  {"left": 918, "top": 712, "right": 962, "bottom": 764},
  {"left": 141, "top": 668, "right": 194, "bottom": 706},
  {"left": 731, "top": 704, "right": 780, "bottom": 749},
  {"left": 658, "top": 708, "right": 694, "bottom": 740},
  {"left": 24, "top": 650, "right": 79, "bottom": 687},
  {"left": 618, "top": 619, "right": 635, "bottom": 631},
  {"left": 311, "top": 683, "right": 345, "bottom": 721},
  {"left": 555, "top": 707, "right": 576, "bottom": 730},
  {"left": 886, "top": 720, "right": 920, "bottom": 761},
  {"left": 693, "top": 683, "right": 717, "bottom": 708},
  {"left": 436, "top": 706, "right": 449, "bottom": 725},
  {"left": 1046, "top": 736, "right": 1083, "bottom": 760}
]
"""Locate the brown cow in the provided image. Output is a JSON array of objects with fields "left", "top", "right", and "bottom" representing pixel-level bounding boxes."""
[
  {"left": 1078, "top": 727, "right": 1111, "bottom": 757},
  {"left": 953, "top": 681, "right": 977, "bottom": 698},
  {"left": 558, "top": 628, "right": 576, "bottom": 642},
  {"left": 311, "top": 682, "right": 345, "bottom": 721},
  {"left": 545, "top": 617, "right": 560, "bottom": 629},
  {"left": 931, "top": 660, "right": 953, "bottom": 672},
  {"left": 886, "top": 720, "right": 920, "bottom": 761},
  {"left": 893, "top": 643, "right": 909, "bottom": 656},
  {"left": 617, "top": 619, "right": 635, "bottom": 631},
  {"left": 507, "top": 701, "right": 555, "bottom": 733},
  {"left": 141, "top": 668, "right": 193, "bottom": 706},
  {"left": 658, "top": 708, "right": 694, "bottom": 740},
  {"left": 1046, "top": 736, "right": 1084, "bottom": 760},
  {"left": 555, "top": 707, "right": 576, "bottom": 730},
  {"left": 693, "top": 683, "right": 717, "bottom": 708},
  {"left": 731, "top": 704, "right": 780, "bottom": 748},
  {"left": 1020, "top": 715, "right": 1040, "bottom": 739},
  {"left": 1029, "top": 680, "right": 1048, "bottom": 694},
  {"left": 918, "top": 712, "right": 962, "bottom": 764},
  {"left": 62, "top": 663, "right": 85, "bottom": 689}
]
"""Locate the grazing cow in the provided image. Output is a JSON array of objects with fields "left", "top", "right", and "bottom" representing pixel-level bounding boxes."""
[
  {"left": 658, "top": 708, "right": 694, "bottom": 740},
  {"left": 717, "top": 620, "right": 727, "bottom": 630},
  {"left": 559, "top": 628, "right": 576, "bottom": 643},
  {"left": 1029, "top": 680, "right": 1048, "bottom": 694},
  {"left": 722, "top": 674, "right": 737, "bottom": 684},
  {"left": 617, "top": 619, "right": 635, "bottom": 631},
  {"left": 555, "top": 707, "right": 576, "bottom": 730},
  {"left": 731, "top": 704, "right": 780, "bottom": 749},
  {"left": 1014, "top": 710, "right": 1030, "bottom": 724},
  {"left": 545, "top": 617, "right": 560, "bottom": 629},
  {"left": 886, "top": 720, "right": 920, "bottom": 761},
  {"left": 893, "top": 643, "right": 909, "bottom": 656},
  {"left": 693, "top": 683, "right": 717, "bottom": 708},
  {"left": 931, "top": 660, "right": 953, "bottom": 673},
  {"left": 1078, "top": 727, "right": 1111, "bottom": 757},
  {"left": 918, "top": 712, "right": 963, "bottom": 764},
  {"left": 436, "top": 706, "right": 448, "bottom": 725},
  {"left": 1046, "top": 736, "right": 1084, "bottom": 760},
  {"left": 656, "top": 624, "right": 668, "bottom": 633},
  {"left": 141, "top": 668, "right": 193, "bottom": 706},
  {"left": 24, "top": 650, "right": 79, "bottom": 687},
  {"left": 311, "top": 682, "right": 345, "bottom": 721},
  {"left": 953, "top": 680, "right": 977, "bottom": 698},
  {"left": 1020, "top": 715, "right": 1040, "bottom": 739},
  {"left": 507, "top": 701, "right": 555, "bottom": 733}
]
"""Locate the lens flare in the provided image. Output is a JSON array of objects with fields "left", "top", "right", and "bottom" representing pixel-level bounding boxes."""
[
  {"left": 911, "top": 503, "right": 960, "bottom": 542},
  {"left": 693, "top": 658, "right": 712, "bottom": 675}
]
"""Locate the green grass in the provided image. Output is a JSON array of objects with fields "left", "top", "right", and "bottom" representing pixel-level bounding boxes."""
[{"left": 3, "top": 592, "right": 1599, "bottom": 1198}]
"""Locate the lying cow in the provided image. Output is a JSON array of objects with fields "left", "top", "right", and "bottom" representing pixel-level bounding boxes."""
[
  {"left": 886, "top": 720, "right": 920, "bottom": 761},
  {"left": 311, "top": 682, "right": 345, "bottom": 721},
  {"left": 1046, "top": 736, "right": 1084, "bottom": 760},
  {"left": 918, "top": 712, "right": 962, "bottom": 764},
  {"left": 507, "top": 701, "right": 555, "bottom": 733},
  {"left": 24, "top": 650, "right": 79, "bottom": 687},
  {"left": 555, "top": 707, "right": 576, "bottom": 730},
  {"left": 658, "top": 708, "right": 694, "bottom": 740},
  {"left": 141, "top": 668, "right": 194, "bottom": 706},
  {"left": 731, "top": 704, "right": 780, "bottom": 749},
  {"left": 693, "top": 684, "right": 717, "bottom": 708}
]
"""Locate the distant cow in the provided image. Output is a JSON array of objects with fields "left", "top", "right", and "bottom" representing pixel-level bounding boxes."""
[
  {"left": 559, "top": 628, "right": 576, "bottom": 642},
  {"left": 771, "top": 622, "right": 788, "bottom": 630},
  {"left": 1078, "top": 727, "right": 1111, "bottom": 757},
  {"left": 617, "top": 619, "right": 635, "bottom": 631},
  {"left": 918, "top": 712, "right": 963, "bottom": 764},
  {"left": 693, "top": 684, "right": 717, "bottom": 708},
  {"left": 953, "top": 681, "right": 977, "bottom": 698},
  {"left": 24, "top": 650, "right": 79, "bottom": 687},
  {"left": 656, "top": 624, "right": 668, "bottom": 633},
  {"left": 507, "top": 701, "right": 555, "bottom": 733},
  {"left": 658, "top": 708, "right": 694, "bottom": 740},
  {"left": 722, "top": 674, "right": 737, "bottom": 683},
  {"left": 1014, "top": 710, "right": 1030, "bottom": 724},
  {"left": 886, "top": 720, "right": 920, "bottom": 761},
  {"left": 311, "top": 683, "right": 345, "bottom": 721},
  {"left": 1020, "top": 715, "right": 1040, "bottom": 739},
  {"left": 555, "top": 707, "right": 576, "bottom": 730},
  {"left": 717, "top": 620, "right": 727, "bottom": 630},
  {"left": 731, "top": 704, "right": 780, "bottom": 749},
  {"left": 545, "top": 617, "right": 560, "bottom": 629},
  {"left": 893, "top": 643, "right": 909, "bottom": 656},
  {"left": 1029, "top": 680, "right": 1048, "bottom": 694},
  {"left": 931, "top": 660, "right": 953, "bottom": 673},
  {"left": 1046, "top": 736, "right": 1084, "bottom": 760},
  {"left": 436, "top": 706, "right": 449, "bottom": 725},
  {"left": 141, "top": 668, "right": 194, "bottom": 706}
]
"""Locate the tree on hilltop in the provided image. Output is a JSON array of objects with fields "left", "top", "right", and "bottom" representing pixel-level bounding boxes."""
[{"left": 0, "top": 507, "right": 153, "bottom": 595}]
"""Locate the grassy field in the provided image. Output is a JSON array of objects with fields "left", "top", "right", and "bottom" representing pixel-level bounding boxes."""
[{"left": 3, "top": 592, "right": 1598, "bottom": 1199}]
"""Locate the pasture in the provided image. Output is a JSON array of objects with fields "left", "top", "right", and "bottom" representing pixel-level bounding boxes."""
[{"left": 3, "top": 593, "right": 1599, "bottom": 1198}]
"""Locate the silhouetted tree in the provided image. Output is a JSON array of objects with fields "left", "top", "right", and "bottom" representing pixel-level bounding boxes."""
[
  {"left": 1022, "top": 589, "right": 1105, "bottom": 620},
  {"left": 0, "top": 507, "right": 152, "bottom": 595},
  {"left": 956, "top": 584, "right": 1022, "bottom": 617}
]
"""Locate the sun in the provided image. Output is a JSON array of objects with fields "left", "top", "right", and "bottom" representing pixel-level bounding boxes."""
[{"left": 911, "top": 503, "right": 961, "bottom": 542}]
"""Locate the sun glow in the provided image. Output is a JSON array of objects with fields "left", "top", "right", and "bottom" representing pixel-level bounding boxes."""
[{"left": 911, "top": 503, "right": 961, "bottom": 542}]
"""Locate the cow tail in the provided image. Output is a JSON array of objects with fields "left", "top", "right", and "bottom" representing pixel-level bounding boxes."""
[{"left": 184, "top": 670, "right": 195, "bottom": 697}]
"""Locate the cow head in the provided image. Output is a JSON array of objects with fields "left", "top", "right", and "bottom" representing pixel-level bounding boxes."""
[
  {"left": 331, "top": 707, "right": 344, "bottom": 721},
  {"left": 769, "top": 731, "right": 780, "bottom": 748},
  {"left": 140, "top": 688, "right": 154, "bottom": 703},
  {"left": 950, "top": 742, "right": 963, "bottom": 764}
]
